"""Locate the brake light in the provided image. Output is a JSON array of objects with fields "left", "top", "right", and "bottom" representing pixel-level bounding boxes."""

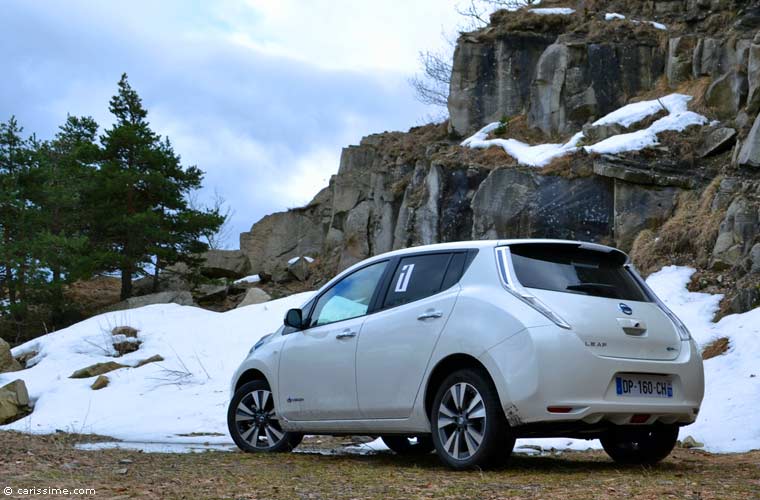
[
  {"left": 630, "top": 414, "right": 650, "bottom": 424},
  {"left": 547, "top": 406, "right": 573, "bottom": 413}
]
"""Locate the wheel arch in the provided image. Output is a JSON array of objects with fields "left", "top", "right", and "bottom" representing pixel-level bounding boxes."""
[
  {"left": 234, "top": 368, "right": 269, "bottom": 392},
  {"left": 423, "top": 353, "right": 498, "bottom": 419}
]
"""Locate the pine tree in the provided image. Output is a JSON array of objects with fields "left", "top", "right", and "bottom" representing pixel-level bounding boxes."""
[
  {"left": 30, "top": 116, "right": 100, "bottom": 325},
  {"left": 0, "top": 117, "right": 39, "bottom": 338},
  {"left": 95, "top": 74, "right": 223, "bottom": 299}
]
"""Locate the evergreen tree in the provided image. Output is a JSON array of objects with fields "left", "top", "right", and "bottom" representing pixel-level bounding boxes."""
[
  {"left": 0, "top": 117, "right": 39, "bottom": 338},
  {"left": 95, "top": 74, "right": 223, "bottom": 299},
  {"left": 30, "top": 116, "right": 100, "bottom": 324}
]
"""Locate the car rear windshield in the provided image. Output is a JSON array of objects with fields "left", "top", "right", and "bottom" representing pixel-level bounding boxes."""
[{"left": 509, "top": 244, "right": 650, "bottom": 302}]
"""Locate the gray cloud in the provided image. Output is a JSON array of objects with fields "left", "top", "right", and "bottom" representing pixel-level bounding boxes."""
[{"left": 1, "top": 0, "right": 445, "bottom": 245}]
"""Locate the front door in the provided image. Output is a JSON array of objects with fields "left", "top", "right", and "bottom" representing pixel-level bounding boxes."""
[{"left": 277, "top": 260, "right": 388, "bottom": 421}]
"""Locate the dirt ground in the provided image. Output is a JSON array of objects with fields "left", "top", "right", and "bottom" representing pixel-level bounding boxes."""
[{"left": 0, "top": 432, "right": 758, "bottom": 500}]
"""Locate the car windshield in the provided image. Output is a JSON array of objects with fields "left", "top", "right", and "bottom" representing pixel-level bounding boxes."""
[{"left": 509, "top": 244, "right": 650, "bottom": 302}]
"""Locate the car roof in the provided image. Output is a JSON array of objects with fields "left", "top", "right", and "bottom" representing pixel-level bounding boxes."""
[{"left": 368, "top": 239, "right": 624, "bottom": 260}]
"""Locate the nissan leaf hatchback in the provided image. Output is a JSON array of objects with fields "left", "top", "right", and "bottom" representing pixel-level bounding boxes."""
[{"left": 228, "top": 240, "right": 704, "bottom": 469}]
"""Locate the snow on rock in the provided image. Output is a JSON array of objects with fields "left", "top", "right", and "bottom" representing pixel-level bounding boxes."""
[
  {"left": 0, "top": 292, "right": 313, "bottom": 444},
  {"left": 461, "top": 94, "right": 706, "bottom": 166},
  {"left": 234, "top": 274, "right": 260, "bottom": 284},
  {"left": 288, "top": 256, "right": 314, "bottom": 265},
  {"left": 604, "top": 12, "right": 666, "bottom": 30},
  {"left": 461, "top": 123, "right": 583, "bottom": 167},
  {"left": 529, "top": 7, "right": 574, "bottom": 15}
]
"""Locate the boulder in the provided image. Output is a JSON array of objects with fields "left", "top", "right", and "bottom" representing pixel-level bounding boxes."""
[
  {"left": 195, "top": 284, "right": 228, "bottom": 302},
  {"left": 134, "top": 355, "right": 164, "bottom": 368},
  {"left": 111, "top": 326, "right": 138, "bottom": 338},
  {"left": 70, "top": 361, "right": 127, "bottom": 379},
  {"left": 236, "top": 288, "right": 272, "bottom": 308},
  {"left": 287, "top": 257, "right": 312, "bottom": 282},
  {"left": 91, "top": 375, "right": 109, "bottom": 390},
  {"left": 0, "top": 337, "right": 22, "bottom": 373},
  {"left": 0, "top": 379, "right": 30, "bottom": 424},
  {"left": 698, "top": 127, "right": 737, "bottom": 157},
  {"left": 107, "top": 291, "right": 195, "bottom": 312},
  {"left": 711, "top": 197, "right": 759, "bottom": 270},
  {"left": 680, "top": 435, "right": 704, "bottom": 448},
  {"left": 705, "top": 70, "right": 748, "bottom": 118},
  {"left": 737, "top": 113, "right": 760, "bottom": 167},
  {"left": 200, "top": 249, "right": 251, "bottom": 279},
  {"left": 113, "top": 338, "right": 140, "bottom": 356}
]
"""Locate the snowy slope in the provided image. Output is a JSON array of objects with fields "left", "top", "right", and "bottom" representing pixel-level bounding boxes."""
[
  {"left": 1, "top": 266, "right": 758, "bottom": 453},
  {"left": 0, "top": 293, "right": 312, "bottom": 444}
]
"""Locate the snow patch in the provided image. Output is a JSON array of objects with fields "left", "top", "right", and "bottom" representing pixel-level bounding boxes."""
[
  {"left": 234, "top": 274, "right": 260, "bottom": 284},
  {"left": 288, "top": 256, "right": 314, "bottom": 265},
  {"left": 604, "top": 12, "right": 666, "bottom": 30},
  {"left": 0, "top": 293, "right": 313, "bottom": 444},
  {"left": 529, "top": 7, "right": 574, "bottom": 15}
]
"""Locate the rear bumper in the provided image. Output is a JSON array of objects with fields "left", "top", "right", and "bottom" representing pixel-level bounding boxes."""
[{"left": 482, "top": 325, "right": 705, "bottom": 429}]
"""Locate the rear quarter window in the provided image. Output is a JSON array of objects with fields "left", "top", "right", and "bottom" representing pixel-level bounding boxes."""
[{"left": 509, "top": 244, "right": 649, "bottom": 302}]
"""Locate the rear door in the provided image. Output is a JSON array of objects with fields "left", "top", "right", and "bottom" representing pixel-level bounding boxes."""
[
  {"left": 356, "top": 252, "right": 468, "bottom": 419},
  {"left": 506, "top": 243, "right": 681, "bottom": 360}
]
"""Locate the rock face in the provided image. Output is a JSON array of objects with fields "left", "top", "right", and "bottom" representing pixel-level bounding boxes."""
[
  {"left": 236, "top": 2, "right": 760, "bottom": 314},
  {"left": 0, "top": 338, "right": 22, "bottom": 373},
  {"left": 0, "top": 379, "right": 30, "bottom": 424},
  {"left": 450, "top": 12, "right": 664, "bottom": 136},
  {"left": 449, "top": 31, "right": 556, "bottom": 136},
  {"left": 200, "top": 249, "right": 251, "bottom": 279}
]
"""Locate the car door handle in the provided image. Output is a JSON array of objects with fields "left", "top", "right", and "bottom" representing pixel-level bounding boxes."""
[
  {"left": 335, "top": 330, "right": 357, "bottom": 339},
  {"left": 417, "top": 310, "right": 443, "bottom": 321}
]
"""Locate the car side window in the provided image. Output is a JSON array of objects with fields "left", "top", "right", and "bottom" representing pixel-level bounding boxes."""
[
  {"left": 382, "top": 253, "right": 453, "bottom": 309},
  {"left": 309, "top": 261, "right": 387, "bottom": 327}
]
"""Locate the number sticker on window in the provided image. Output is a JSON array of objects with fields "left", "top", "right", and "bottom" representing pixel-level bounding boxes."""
[{"left": 394, "top": 264, "right": 415, "bottom": 292}]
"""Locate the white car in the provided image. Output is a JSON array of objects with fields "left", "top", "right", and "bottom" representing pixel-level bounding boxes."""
[{"left": 228, "top": 239, "right": 704, "bottom": 469}]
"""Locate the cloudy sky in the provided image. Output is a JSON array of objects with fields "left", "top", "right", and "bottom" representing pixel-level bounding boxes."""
[{"left": 1, "top": 0, "right": 461, "bottom": 246}]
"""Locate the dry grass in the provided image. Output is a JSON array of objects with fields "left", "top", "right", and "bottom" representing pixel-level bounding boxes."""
[
  {"left": 2, "top": 431, "right": 759, "bottom": 500},
  {"left": 630, "top": 176, "right": 724, "bottom": 276},
  {"left": 702, "top": 337, "right": 730, "bottom": 360}
]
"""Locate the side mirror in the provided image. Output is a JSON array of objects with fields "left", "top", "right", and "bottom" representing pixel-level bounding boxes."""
[{"left": 284, "top": 308, "right": 304, "bottom": 329}]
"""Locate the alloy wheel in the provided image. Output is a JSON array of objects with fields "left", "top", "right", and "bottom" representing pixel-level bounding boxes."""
[
  {"left": 234, "top": 389, "right": 286, "bottom": 449},
  {"left": 436, "top": 382, "right": 487, "bottom": 460}
]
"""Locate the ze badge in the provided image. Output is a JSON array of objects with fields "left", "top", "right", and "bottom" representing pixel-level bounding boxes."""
[{"left": 394, "top": 264, "right": 415, "bottom": 292}]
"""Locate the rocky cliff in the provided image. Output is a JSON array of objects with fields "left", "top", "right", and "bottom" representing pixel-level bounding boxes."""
[{"left": 239, "top": 0, "right": 760, "bottom": 316}]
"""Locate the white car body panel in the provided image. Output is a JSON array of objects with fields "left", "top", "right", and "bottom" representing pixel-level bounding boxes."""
[{"left": 231, "top": 239, "right": 705, "bottom": 438}]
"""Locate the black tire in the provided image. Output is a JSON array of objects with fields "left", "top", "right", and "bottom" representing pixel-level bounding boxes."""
[
  {"left": 227, "top": 380, "right": 302, "bottom": 453},
  {"left": 430, "top": 369, "right": 514, "bottom": 470},
  {"left": 600, "top": 424, "right": 679, "bottom": 465},
  {"left": 381, "top": 435, "right": 435, "bottom": 456}
]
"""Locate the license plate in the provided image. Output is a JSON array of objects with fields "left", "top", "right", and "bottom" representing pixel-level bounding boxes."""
[{"left": 615, "top": 374, "right": 673, "bottom": 398}]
